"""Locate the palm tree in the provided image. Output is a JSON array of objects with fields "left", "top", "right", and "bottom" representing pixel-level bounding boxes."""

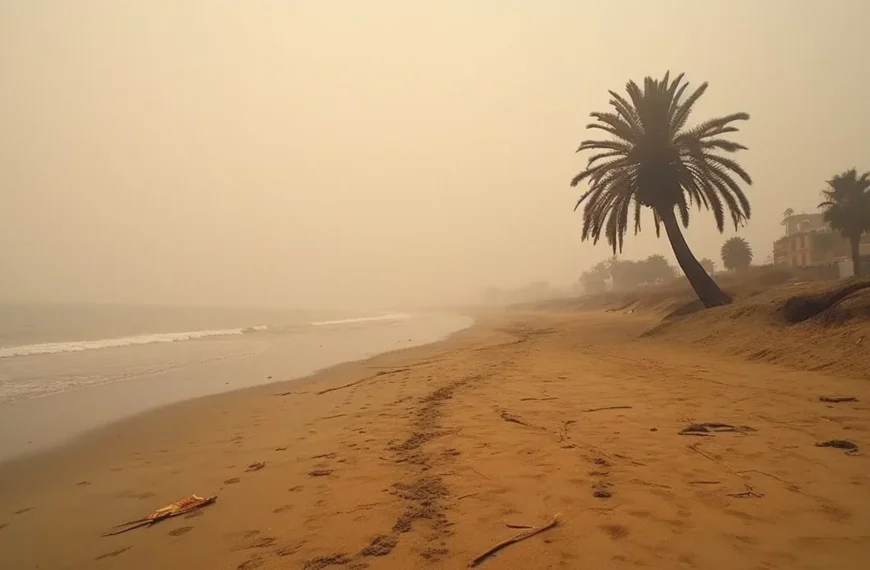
[
  {"left": 721, "top": 237, "right": 752, "bottom": 270},
  {"left": 818, "top": 169, "right": 870, "bottom": 277},
  {"left": 571, "top": 72, "right": 752, "bottom": 308}
]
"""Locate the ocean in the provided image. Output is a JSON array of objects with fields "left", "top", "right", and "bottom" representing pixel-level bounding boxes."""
[{"left": 0, "top": 304, "right": 472, "bottom": 460}]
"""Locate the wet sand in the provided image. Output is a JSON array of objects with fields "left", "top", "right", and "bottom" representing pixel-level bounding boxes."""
[
  {"left": 1, "top": 310, "right": 869, "bottom": 569},
  {"left": 0, "top": 313, "right": 471, "bottom": 461}
]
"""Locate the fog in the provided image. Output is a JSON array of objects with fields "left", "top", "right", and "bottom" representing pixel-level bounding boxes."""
[{"left": 2, "top": 1, "right": 868, "bottom": 309}]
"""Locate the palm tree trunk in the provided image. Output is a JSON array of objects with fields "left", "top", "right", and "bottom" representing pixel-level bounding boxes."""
[
  {"left": 659, "top": 207, "right": 732, "bottom": 308},
  {"left": 850, "top": 235, "right": 861, "bottom": 277}
]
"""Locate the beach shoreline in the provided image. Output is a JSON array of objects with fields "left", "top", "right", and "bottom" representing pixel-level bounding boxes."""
[
  {"left": 0, "top": 313, "right": 473, "bottom": 463},
  {"left": 2, "top": 309, "right": 869, "bottom": 569}
]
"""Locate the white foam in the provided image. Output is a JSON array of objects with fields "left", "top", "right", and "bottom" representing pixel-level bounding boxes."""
[
  {"left": 310, "top": 313, "right": 411, "bottom": 326},
  {"left": 0, "top": 325, "right": 268, "bottom": 358}
]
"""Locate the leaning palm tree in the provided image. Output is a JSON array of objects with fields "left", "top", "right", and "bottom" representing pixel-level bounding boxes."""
[
  {"left": 720, "top": 236, "right": 753, "bottom": 270},
  {"left": 818, "top": 169, "right": 870, "bottom": 277},
  {"left": 571, "top": 72, "right": 752, "bottom": 307}
]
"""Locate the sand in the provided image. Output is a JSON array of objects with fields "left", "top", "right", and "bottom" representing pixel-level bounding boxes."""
[{"left": 2, "top": 309, "right": 870, "bottom": 569}]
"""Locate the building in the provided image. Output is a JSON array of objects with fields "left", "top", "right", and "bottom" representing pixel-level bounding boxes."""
[
  {"left": 781, "top": 213, "right": 827, "bottom": 236},
  {"left": 773, "top": 212, "right": 870, "bottom": 272}
]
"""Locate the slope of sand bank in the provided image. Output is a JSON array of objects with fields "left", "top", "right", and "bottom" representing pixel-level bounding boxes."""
[
  {"left": 569, "top": 275, "right": 870, "bottom": 381},
  {"left": 2, "top": 310, "right": 870, "bottom": 569}
]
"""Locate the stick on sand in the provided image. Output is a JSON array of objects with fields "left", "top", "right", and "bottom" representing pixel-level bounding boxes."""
[
  {"left": 581, "top": 405, "right": 632, "bottom": 413},
  {"left": 469, "top": 513, "right": 560, "bottom": 567}
]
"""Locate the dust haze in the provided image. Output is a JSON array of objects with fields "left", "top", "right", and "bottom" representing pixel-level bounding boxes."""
[{"left": 2, "top": 1, "right": 868, "bottom": 309}]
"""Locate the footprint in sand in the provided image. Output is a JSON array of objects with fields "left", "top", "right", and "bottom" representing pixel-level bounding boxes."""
[
  {"left": 600, "top": 524, "right": 629, "bottom": 540},
  {"left": 76, "top": 481, "right": 91, "bottom": 487},
  {"left": 276, "top": 542, "right": 305, "bottom": 557},
  {"left": 169, "top": 526, "right": 193, "bottom": 536},
  {"left": 236, "top": 555, "right": 264, "bottom": 569},
  {"left": 13, "top": 508, "right": 33, "bottom": 515},
  {"left": 224, "top": 477, "right": 241, "bottom": 484},
  {"left": 273, "top": 505, "right": 293, "bottom": 514}
]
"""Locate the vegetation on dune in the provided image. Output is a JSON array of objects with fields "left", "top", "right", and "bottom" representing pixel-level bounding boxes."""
[
  {"left": 720, "top": 236, "right": 753, "bottom": 271},
  {"left": 818, "top": 168, "right": 870, "bottom": 277},
  {"left": 571, "top": 71, "right": 752, "bottom": 308}
]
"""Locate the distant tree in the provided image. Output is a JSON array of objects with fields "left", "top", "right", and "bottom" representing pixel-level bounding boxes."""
[
  {"left": 644, "top": 254, "right": 676, "bottom": 283},
  {"left": 782, "top": 208, "right": 795, "bottom": 219},
  {"left": 811, "top": 230, "right": 846, "bottom": 262},
  {"left": 597, "top": 255, "right": 676, "bottom": 290},
  {"left": 570, "top": 72, "right": 752, "bottom": 308},
  {"left": 700, "top": 258, "right": 715, "bottom": 275},
  {"left": 607, "top": 258, "right": 636, "bottom": 290},
  {"left": 818, "top": 169, "right": 870, "bottom": 276},
  {"left": 720, "top": 237, "right": 753, "bottom": 270},
  {"left": 580, "top": 261, "right": 610, "bottom": 294}
]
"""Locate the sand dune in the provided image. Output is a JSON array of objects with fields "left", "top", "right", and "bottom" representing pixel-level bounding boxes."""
[{"left": 2, "top": 309, "right": 869, "bottom": 569}]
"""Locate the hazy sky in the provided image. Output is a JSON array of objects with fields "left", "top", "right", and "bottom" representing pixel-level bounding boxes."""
[{"left": 2, "top": 1, "right": 868, "bottom": 308}]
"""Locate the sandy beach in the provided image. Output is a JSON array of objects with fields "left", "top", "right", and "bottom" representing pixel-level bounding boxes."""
[{"left": 2, "top": 308, "right": 869, "bottom": 569}]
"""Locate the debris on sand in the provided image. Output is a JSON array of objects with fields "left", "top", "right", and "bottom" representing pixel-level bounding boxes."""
[
  {"left": 469, "top": 513, "right": 560, "bottom": 567},
  {"left": 727, "top": 483, "right": 764, "bottom": 499},
  {"left": 819, "top": 396, "right": 858, "bottom": 403},
  {"left": 103, "top": 494, "right": 217, "bottom": 536},
  {"left": 679, "top": 423, "right": 755, "bottom": 436},
  {"left": 815, "top": 440, "right": 858, "bottom": 454},
  {"left": 499, "top": 411, "right": 533, "bottom": 427},
  {"left": 581, "top": 405, "right": 632, "bottom": 413}
]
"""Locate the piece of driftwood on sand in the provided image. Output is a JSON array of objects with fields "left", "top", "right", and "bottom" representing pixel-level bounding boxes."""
[{"left": 469, "top": 513, "right": 560, "bottom": 567}]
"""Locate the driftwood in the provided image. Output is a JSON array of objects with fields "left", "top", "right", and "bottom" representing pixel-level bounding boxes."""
[
  {"left": 500, "top": 411, "right": 534, "bottom": 427},
  {"left": 581, "top": 405, "right": 632, "bottom": 413},
  {"left": 469, "top": 513, "right": 560, "bottom": 567},
  {"left": 735, "top": 469, "right": 800, "bottom": 491},
  {"left": 103, "top": 495, "right": 217, "bottom": 536},
  {"left": 815, "top": 440, "right": 858, "bottom": 454},
  {"left": 679, "top": 422, "right": 755, "bottom": 436},
  {"left": 686, "top": 443, "right": 717, "bottom": 462},
  {"left": 727, "top": 484, "right": 764, "bottom": 499}
]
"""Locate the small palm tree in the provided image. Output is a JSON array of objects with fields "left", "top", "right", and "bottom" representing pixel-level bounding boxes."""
[
  {"left": 571, "top": 72, "right": 752, "bottom": 308},
  {"left": 721, "top": 237, "right": 752, "bottom": 270},
  {"left": 818, "top": 169, "right": 870, "bottom": 277}
]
